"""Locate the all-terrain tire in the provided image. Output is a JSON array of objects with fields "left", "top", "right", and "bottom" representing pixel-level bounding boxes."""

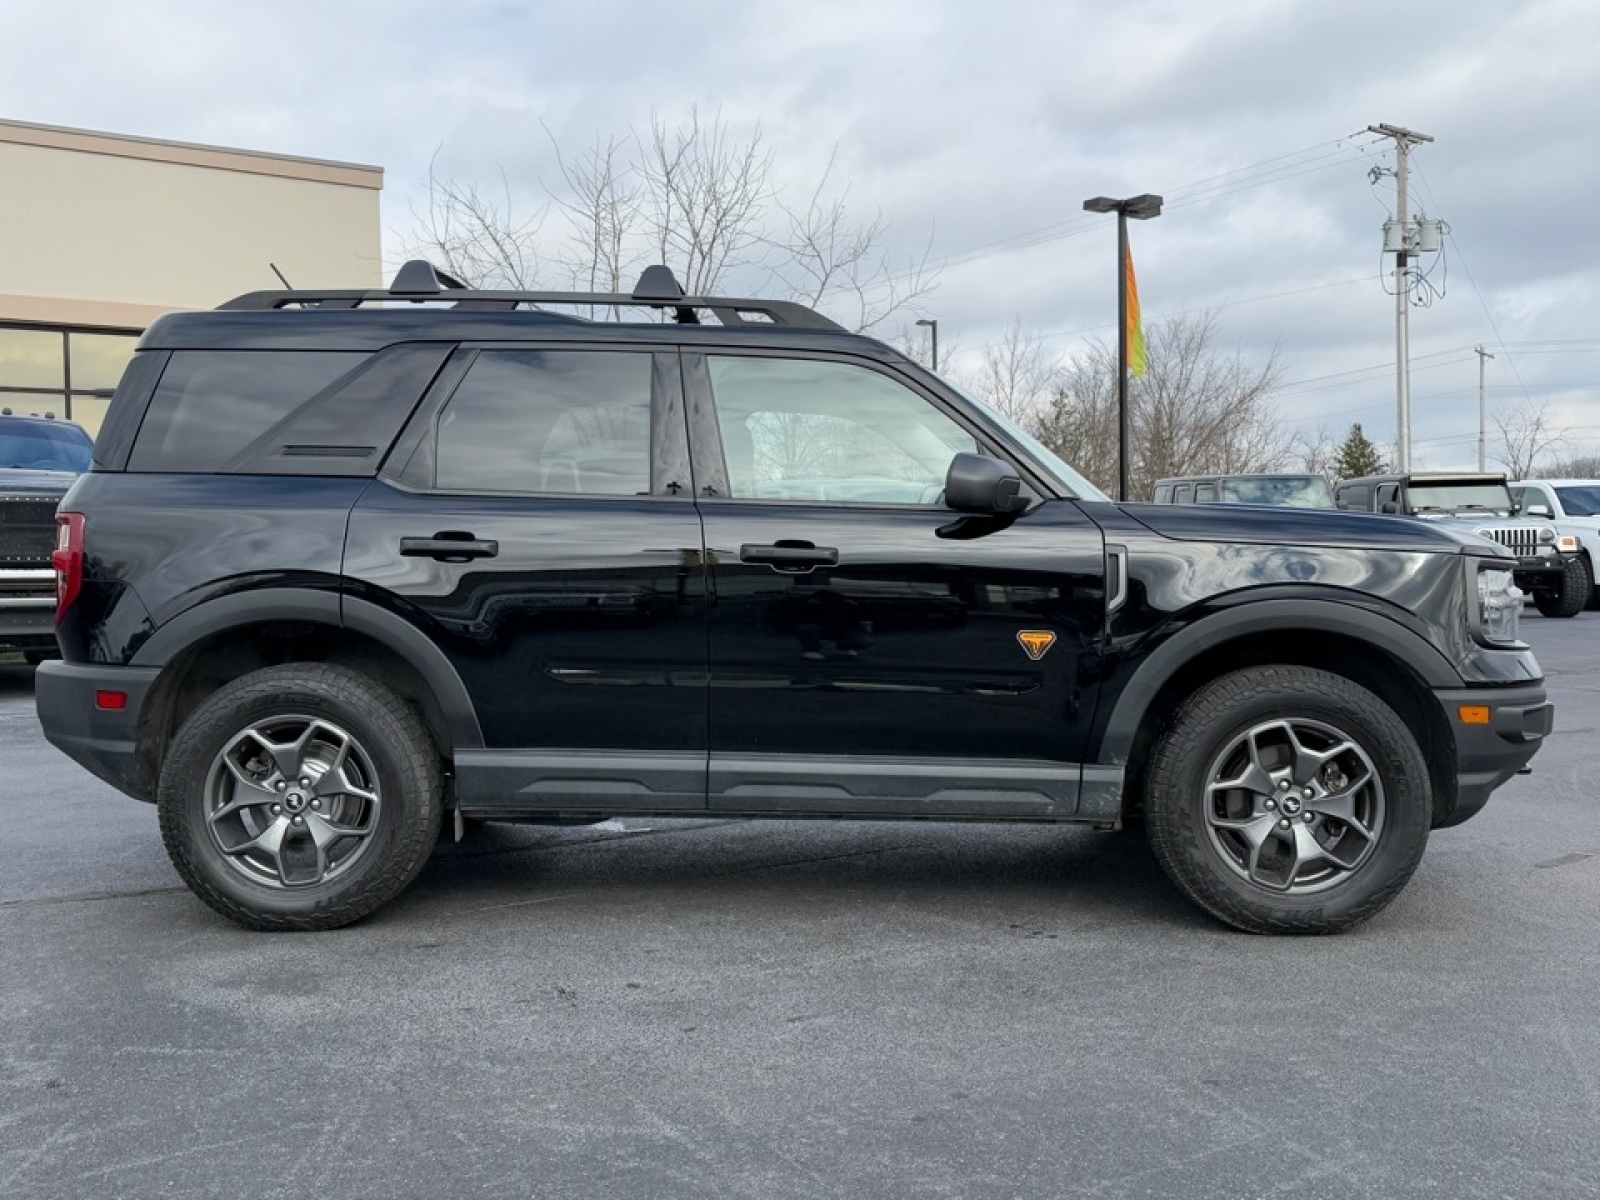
[
  {"left": 1534, "top": 554, "right": 1589, "bottom": 619},
  {"left": 1144, "top": 665, "right": 1431, "bottom": 935},
  {"left": 157, "top": 664, "right": 443, "bottom": 931}
]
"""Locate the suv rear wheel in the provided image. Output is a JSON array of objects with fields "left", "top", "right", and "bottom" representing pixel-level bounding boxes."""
[
  {"left": 157, "top": 664, "right": 442, "bottom": 930},
  {"left": 1144, "top": 666, "right": 1430, "bottom": 934}
]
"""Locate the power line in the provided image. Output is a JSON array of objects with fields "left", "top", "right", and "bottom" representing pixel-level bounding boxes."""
[{"left": 886, "top": 135, "right": 1386, "bottom": 287}]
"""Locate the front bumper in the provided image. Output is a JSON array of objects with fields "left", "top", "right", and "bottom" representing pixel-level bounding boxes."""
[
  {"left": 0, "top": 568, "right": 56, "bottom": 648},
  {"left": 1433, "top": 682, "right": 1553, "bottom": 827},
  {"left": 35, "top": 660, "right": 162, "bottom": 803},
  {"left": 0, "top": 602, "right": 56, "bottom": 648}
]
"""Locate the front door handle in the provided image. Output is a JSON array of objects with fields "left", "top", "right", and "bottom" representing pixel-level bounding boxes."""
[
  {"left": 400, "top": 533, "right": 500, "bottom": 562},
  {"left": 739, "top": 541, "right": 839, "bottom": 572}
]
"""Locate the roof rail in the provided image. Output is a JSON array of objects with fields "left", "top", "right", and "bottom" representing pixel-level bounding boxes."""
[{"left": 219, "top": 261, "right": 846, "bottom": 331}]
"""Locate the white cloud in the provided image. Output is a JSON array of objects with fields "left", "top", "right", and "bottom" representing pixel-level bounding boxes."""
[{"left": 2, "top": 0, "right": 1597, "bottom": 468}]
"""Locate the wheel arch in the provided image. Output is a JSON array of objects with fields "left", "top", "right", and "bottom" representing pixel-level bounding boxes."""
[
  {"left": 130, "top": 589, "right": 482, "bottom": 798},
  {"left": 1102, "top": 601, "right": 1461, "bottom": 828}
]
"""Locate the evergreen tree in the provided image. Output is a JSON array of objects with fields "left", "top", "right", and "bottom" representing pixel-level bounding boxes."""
[{"left": 1332, "top": 423, "right": 1385, "bottom": 480}]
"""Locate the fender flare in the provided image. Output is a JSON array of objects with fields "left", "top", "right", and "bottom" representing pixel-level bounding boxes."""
[
  {"left": 131, "top": 587, "right": 483, "bottom": 750},
  {"left": 1096, "top": 597, "right": 1460, "bottom": 766}
]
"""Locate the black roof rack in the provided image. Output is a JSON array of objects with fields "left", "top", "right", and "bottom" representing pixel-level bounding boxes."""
[{"left": 220, "top": 260, "right": 845, "bottom": 331}]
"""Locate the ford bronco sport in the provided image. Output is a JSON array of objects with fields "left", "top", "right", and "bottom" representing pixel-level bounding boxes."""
[{"left": 35, "top": 263, "right": 1553, "bottom": 933}]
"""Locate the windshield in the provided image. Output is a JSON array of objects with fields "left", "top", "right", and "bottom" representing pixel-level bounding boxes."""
[
  {"left": 1407, "top": 482, "right": 1514, "bottom": 513},
  {"left": 1555, "top": 485, "right": 1600, "bottom": 517},
  {"left": 945, "top": 383, "right": 1110, "bottom": 501},
  {"left": 0, "top": 422, "right": 93, "bottom": 472},
  {"left": 1219, "top": 476, "right": 1334, "bottom": 507}
]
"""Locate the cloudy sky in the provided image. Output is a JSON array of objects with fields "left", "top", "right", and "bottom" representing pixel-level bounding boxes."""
[{"left": 3, "top": 0, "right": 1597, "bottom": 470}]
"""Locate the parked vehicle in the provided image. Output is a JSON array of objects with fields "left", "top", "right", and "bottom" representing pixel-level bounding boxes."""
[
  {"left": 1510, "top": 479, "right": 1600, "bottom": 609},
  {"left": 1152, "top": 473, "right": 1334, "bottom": 508},
  {"left": 35, "top": 263, "right": 1552, "bottom": 934},
  {"left": 1335, "top": 472, "right": 1588, "bottom": 618},
  {"left": 0, "top": 410, "right": 93, "bottom": 661}
]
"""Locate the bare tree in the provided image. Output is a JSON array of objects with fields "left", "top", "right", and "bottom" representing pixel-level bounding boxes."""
[
  {"left": 545, "top": 127, "right": 640, "bottom": 303},
  {"left": 964, "top": 320, "right": 1061, "bottom": 424},
  {"left": 1543, "top": 453, "right": 1600, "bottom": 479},
  {"left": 1031, "top": 312, "right": 1286, "bottom": 498},
  {"left": 408, "top": 152, "right": 544, "bottom": 289},
  {"left": 1492, "top": 401, "right": 1566, "bottom": 480},
  {"left": 772, "top": 149, "right": 938, "bottom": 333},
  {"left": 1281, "top": 425, "right": 1337, "bottom": 477},
  {"left": 635, "top": 107, "right": 772, "bottom": 298},
  {"left": 400, "top": 110, "right": 937, "bottom": 332}
]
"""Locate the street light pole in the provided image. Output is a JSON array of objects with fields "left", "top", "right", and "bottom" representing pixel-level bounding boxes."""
[
  {"left": 915, "top": 318, "right": 939, "bottom": 373},
  {"left": 1084, "top": 193, "right": 1163, "bottom": 501}
]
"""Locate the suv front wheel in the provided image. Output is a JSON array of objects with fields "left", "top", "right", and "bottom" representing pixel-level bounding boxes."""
[
  {"left": 157, "top": 664, "right": 443, "bottom": 931},
  {"left": 1534, "top": 554, "right": 1590, "bottom": 619},
  {"left": 1144, "top": 666, "right": 1430, "bottom": 934}
]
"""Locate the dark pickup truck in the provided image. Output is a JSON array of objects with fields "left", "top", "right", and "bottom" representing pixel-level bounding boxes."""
[{"left": 0, "top": 412, "right": 93, "bottom": 661}]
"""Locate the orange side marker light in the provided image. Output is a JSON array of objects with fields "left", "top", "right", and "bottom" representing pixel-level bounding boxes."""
[{"left": 1458, "top": 705, "right": 1491, "bottom": 725}]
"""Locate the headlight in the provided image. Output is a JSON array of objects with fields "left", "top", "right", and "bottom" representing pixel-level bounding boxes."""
[
  {"left": 1475, "top": 565, "right": 1523, "bottom": 646},
  {"left": 1538, "top": 526, "right": 1556, "bottom": 544}
]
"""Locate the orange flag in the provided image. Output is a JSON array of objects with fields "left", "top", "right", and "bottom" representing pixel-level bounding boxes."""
[{"left": 1125, "top": 240, "right": 1147, "bottom": 377}]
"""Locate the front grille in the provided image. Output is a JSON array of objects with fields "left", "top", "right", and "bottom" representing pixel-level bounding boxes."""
[
  {"left": 1475, "top": 525, "right": 1542, "bottom": 555},
  {"left": 0, "top": 495, "right": 59, "bottom": 567}
]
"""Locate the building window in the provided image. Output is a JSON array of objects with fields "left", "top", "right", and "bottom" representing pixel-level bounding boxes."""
[{"left": 0, "top": 325, "right": 140, "bottom": 436}]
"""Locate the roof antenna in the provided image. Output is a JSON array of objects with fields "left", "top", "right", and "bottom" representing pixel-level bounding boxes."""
[{"left": 269, "top": 262, "right": 293, "bottom": 289}]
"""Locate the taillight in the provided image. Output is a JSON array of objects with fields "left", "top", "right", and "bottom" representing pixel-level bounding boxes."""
[{"left": 52, "top": 512, "right": 86, "bottom": 623}]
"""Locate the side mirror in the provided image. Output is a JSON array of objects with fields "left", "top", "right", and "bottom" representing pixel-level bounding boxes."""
[
  {"left": 1380, "top": 501, "right": 1399, "bottom": 514},
  {"left": 944, "top": 453, "right": 1028, "bottom": 515},
  {"left": 1526, "top": 502, "right": 1552, "bottom": 518}
]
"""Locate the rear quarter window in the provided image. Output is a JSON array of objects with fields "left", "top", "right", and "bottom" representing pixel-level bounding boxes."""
[{"left": 128, "top": 351, "right": 367, "bottom": 472}]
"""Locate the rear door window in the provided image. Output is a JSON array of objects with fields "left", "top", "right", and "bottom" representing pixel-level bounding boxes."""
[{"left": 431, "top": 350, "right": 656, "bottom": 496}]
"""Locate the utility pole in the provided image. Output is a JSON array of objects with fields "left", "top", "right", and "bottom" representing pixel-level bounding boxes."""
[
  {"left": 1477, "top": 344, "right": 1495, "bottom": 472},
  {"left": 1368, "top": 122, "right": 1433, "bottom": 473}
]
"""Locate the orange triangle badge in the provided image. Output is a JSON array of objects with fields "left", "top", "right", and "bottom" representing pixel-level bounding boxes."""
[{"left": 1017, "top": 630, "right": 1057, "bottom": 661}]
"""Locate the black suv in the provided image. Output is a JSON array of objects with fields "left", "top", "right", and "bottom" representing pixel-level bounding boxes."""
[
  {"left": 36, "top": 264, "right": 1553, "bottom": 934},
  {"left": 1, "top": 410, "right": 94, "bottom": 661}
]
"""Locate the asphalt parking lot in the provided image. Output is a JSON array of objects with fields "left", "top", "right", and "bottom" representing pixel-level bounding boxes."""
[{"left": 3, "top": 619, "right": 1598, "bottom": 1200}]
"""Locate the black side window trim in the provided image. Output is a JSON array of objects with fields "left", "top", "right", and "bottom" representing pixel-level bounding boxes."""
[
  {"left": 680, "top": 347, "right": 1042, "bottom": 509},
  {"left": 382, "top": 343, "right": 693, "bottom": 501}
]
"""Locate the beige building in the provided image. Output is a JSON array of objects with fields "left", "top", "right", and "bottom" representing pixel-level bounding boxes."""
[{"left": 1, "top": 117, "right": 383, "bottom": 435}]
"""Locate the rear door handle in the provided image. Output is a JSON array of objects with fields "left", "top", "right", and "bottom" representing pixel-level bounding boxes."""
[
  {"left": 400, "top": 533, "right": 499, "bottom": 562},
  {"left": 739, "top": 542, "right": 839, "bottom": 571}
]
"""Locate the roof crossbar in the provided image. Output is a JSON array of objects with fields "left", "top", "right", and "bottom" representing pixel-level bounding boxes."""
[{"left": 220, "top": 260, "right": 844, "bottom": 330}]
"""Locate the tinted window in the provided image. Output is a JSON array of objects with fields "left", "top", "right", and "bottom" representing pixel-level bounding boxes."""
[
  {"left": 129, "top": 351, "right": 366, "bottom": 472},
  {"left": 1337, "top": 484, "right": 1373, "bottom": 511},
  {"left": 706, "top": 356, "right": 976, "bottom": 504},
  {"left": 1407, "top": 482, "right": 1513, "bottom": 513},
  {"left": 1219, "top": 476, "right": 1334, "bottom": 507},
  {"left": 1555, "top": 486, "right": 1600, "bottom": 517},
  {"left": 434, "top": 350, "right": 653, "bottom": 495},
  {"left": 0, "top": 419, "right": 93, "bottom": 472}
]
